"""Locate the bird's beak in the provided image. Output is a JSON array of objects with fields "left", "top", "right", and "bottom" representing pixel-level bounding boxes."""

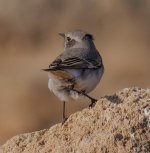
[{"left": 59, "top": 33, "right": 65, "bottom": 38}]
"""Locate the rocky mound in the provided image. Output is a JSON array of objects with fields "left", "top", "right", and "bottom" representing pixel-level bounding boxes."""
[{"left": 0, "top": 87, "right": 150, "bottom": 153}]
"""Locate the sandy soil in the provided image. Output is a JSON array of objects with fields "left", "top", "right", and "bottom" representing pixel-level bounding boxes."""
[{"left": 1, "top": 87, "right": 150, "bottom": 153}]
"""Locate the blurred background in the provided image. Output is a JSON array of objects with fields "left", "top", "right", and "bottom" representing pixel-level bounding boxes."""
[{"left": 0, "top": 0, "right": 150, "bottom": 144}]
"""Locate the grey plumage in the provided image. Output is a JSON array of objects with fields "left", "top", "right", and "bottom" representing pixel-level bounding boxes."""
[{"left": 43, "top": 29, "right": 104, "bottom": 123}]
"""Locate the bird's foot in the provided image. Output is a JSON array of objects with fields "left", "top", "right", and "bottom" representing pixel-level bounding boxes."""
[
  {"left": 62, "top": 117, "right": 68, "bottom": 125},
  {"left": 89, "top": 98, "right": 97, "bottom": 108}
]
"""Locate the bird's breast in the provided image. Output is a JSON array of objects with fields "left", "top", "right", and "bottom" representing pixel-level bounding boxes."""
[{"left": 66, "top": 67, "right": 104, "bottom": 93}]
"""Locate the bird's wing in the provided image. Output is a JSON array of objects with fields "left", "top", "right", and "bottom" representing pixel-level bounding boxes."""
[
  {"left": 44, "top": 57, "right": 102, "bottom": 70},
  {"left": 43, "top": 50, "right": 103, "bottom": 80},
  {"left": 43, "top": 57, "right": 102, "bottom": 81}
]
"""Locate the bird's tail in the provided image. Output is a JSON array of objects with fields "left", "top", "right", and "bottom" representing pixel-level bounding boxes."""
[
  {"left": 42, "top": 68, "right": 74, "bottom": 80},
  {"left": 42, "top": 68, "right": 57, "bottom": 71}
]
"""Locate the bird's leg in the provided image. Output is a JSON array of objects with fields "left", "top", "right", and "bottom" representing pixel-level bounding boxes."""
[
  {"left": 62, "top": 101, "right": 68, "bottom": 124},
  {"left": 81, "top": 92, "right": 97, "bottom": 108},
  {"left": 71, "top": 89, "right": 97, "bottom": 108},
  {"left": 89, "top": 100, "right": 97, "bottom": 107}
]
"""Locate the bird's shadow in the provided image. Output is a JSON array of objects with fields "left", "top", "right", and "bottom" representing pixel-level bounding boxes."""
[{"left": 105, "top": 94, "right": 123, "bottom": 104}]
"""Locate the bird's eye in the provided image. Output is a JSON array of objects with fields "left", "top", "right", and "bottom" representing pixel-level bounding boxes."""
[{"left": 67, "top": 37, "right": 71, "bottom": 41}]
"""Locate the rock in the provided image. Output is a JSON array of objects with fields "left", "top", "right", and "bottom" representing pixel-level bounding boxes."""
[{"left": 1, "top": 87, "right": 150, "bottom": 153}]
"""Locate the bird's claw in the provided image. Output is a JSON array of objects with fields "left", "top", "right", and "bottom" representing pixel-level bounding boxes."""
[
  {"left": 62, "top": 117, "right": 68, "bottom": 124},
  {"left": 89, "top": 99, "right": 97, "bottom": 108}
]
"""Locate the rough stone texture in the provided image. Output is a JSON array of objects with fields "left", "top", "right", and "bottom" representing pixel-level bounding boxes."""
[{"left": 0, "top": 87, "right": 150, "bottom": 153}]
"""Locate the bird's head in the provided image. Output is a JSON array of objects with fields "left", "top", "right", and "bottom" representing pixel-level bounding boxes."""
[{"left": 59, "top": 30, "right": 94, "bottom": 49}]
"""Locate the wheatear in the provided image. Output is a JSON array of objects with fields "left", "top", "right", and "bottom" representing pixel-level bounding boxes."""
[{"left": 43, "top": 30, "right": 104, "bottom": 123}]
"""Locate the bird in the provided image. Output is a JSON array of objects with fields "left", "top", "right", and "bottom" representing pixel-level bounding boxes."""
[{"left": 43, "top": 30, "right": 104, "bottom": 123}]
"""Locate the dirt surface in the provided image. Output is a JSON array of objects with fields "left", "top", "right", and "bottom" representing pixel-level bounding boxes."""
[{"left": 0, "top": 87, "right": 150, "bottom": 153}]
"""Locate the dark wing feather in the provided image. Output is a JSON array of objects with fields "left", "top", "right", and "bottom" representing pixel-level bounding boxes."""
[{"left": 43, "top": 57, "right": 102, "bottom": 71}]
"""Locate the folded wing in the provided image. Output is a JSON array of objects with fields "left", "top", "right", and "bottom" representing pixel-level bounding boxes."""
[{"left": 45, "top": 57, "right": 102, "bottom": 71}]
